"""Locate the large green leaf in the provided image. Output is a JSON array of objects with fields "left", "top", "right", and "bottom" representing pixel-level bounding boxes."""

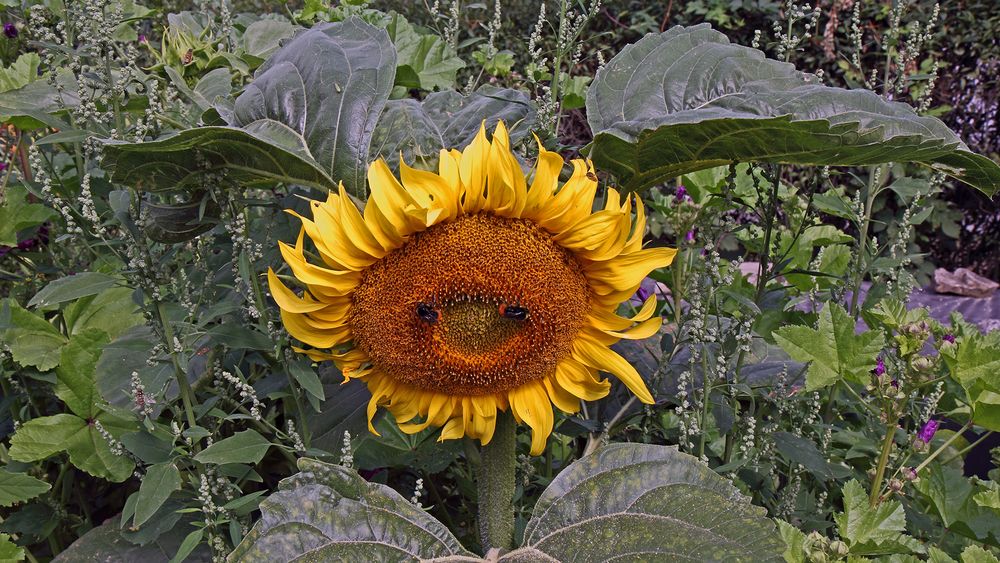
[
  {"left": 193, "top": 429, "right": 271, "bottom": 465},
  {"left": 133, "top": 462, "right": 182, "bottom": 528},
  {"left": 587, "top": 24, "right": 1000, "bottom": 196},
  {"left": 53, "top": 518, "right": 211, "bottom": 563},
  {"left": 8, "top": 412, "right": 137, "bottom": 483},
  {"left": 55, "top": 329, "right": 111, "bottom": 418},
  {"left": 0, "top": 299, "right": 67, "bottom": 371},
  {"left": 0, "top": 69, "right": 78, "bottom": 130},
  {"left": 27, "top": 272, "right": 118, "bottom": 309},
  {"left": 835, "top": 480, "right": 923, "bottom": 556},
  {"left": 386, "top": 12, "right": 464, "bottom": 92},
  {"left": 0, "top": 471, "right": 51, "bottom": 508},
  {"left": 370, "top": 86, "right": 536, "bottom": 169},
  {"left": 0, "top": 185, "right": 56, "bottom": 246},
  {"left": 228, "top": 458, "right": 475, "bottom": 562},
  {"left": 773, "top": 303, "right": 885, "bottom": 390},
  {"left": 915, "top": 464, "right": 1000, "bottom": 544},
  {"left": 104, "top": 17, "right": 395, "bottom": 194},
  {"left": 509, "top": 443, "right": 784, "bottom": 562}
]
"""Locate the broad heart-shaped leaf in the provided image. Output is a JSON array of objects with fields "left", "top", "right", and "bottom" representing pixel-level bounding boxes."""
[
  {"left": 228, "top": 458, "right": 475, "bottom": 562},
  {"left": 587, "top": 24, "right": 1000, "bottom": 196},
  {"left": 102, "top": 125, "right": 335, "bottom": 192},
  {"left": 8, "top": 412, "right": 136, "bottom": 482},
  {"left": 510, "top": 443, "right": 784, "bottom": 562},
  {"left": 915, "top": 464, "right": 1000, "bottom": 544},
  {"left": 773, "top": 303, "right": 885, "bottom": 390},
  {"left": 0, "top": 471, "right": 51, "bottom": 508},
  {"left": 370, "top": 86, "right": 536, "bottom": 169},
  {"left": 104, "top": 17, "right": 395, "bottom": 195},
  {"left": 229, "top": 17, "right": 396, "bottom": 194}
]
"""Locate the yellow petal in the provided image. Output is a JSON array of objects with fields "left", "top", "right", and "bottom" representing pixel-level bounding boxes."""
[
  {"left": 509, "top": 380, "right": 554, "bottom": 455},
  {"left": 554, "top": 359, "right": 610, "bottom": 401},
  {"left": 524, "top": 136, "right": 563, "bottom": 217},
  {"left": 279, "top": 308, "right": 351, "bottom": 349},
  {"left": 368, "top": 158, "right": 426, "bottom": 235},
  {"left": 267, "top": 269, "right": 327, "bottom": 313},
  {"left": 571, "top": 332, "right": 654, "bottom": 404},
  {"left": 334, "top": 183, "right": 387, "bottom": 259},
  {"left": 584, "top": 247, "right": 677, "bottom": 293},
  {"left": 460, "top": 123, "right": 490, "bottom": 214},
  {"left": 400, "top": 160, "right": 458, "bottom": 222},
  {"left": 543, "top": 376, "right": 581, "bottom": 414}
]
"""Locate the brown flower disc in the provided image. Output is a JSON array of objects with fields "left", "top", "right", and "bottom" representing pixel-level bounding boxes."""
[{"left": 350, "top": 213, "right": 592, "bottom": 396}]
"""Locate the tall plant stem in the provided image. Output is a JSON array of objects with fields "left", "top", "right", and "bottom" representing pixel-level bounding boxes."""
[
  {"left": 870, "top": 420, "right": 898, "bottom": 506},
  {"left": 850, "top": 165, "right": 885, "bottom": 318},
  {"left": 477, "top": 412, "right": 517, "bottom": 554}
]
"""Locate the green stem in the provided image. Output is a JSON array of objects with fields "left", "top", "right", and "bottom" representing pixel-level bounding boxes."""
[
  {"left": 940, "top": 430, "right": 993, "bottom": 466},
  {"left": 869, "top": 420, "right": 898, "bottom": 506},
  {"left": 850, "top": 165, "right": 883, "bottom": 318},
  {"left": 155, "top": 301, "right": 198, "bottom": 430},
  {"left": 477, "top": 412, "right": 517, "bottom": 554}
]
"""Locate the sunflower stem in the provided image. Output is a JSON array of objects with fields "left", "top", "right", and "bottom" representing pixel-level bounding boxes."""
[{"left": 478, "top": 411, "right": 517, "bottom": 554}]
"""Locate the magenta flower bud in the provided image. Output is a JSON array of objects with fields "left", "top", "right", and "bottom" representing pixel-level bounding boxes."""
[
  {"left": 0, "top": 162, "right": 7, "bottom": 171},
  {"left": 3, "top": 23, "right": 17, "bottom": 39},
  {"left": 918, "top": 419, "right": 939, "bottom": 444},
  {"left": 873, "top": 356, "right": 886, "bottom": 376},
  {"left": 685, "top": 230, "right": 695, "bottom": 243},
  {"left": 942, "top": 333, "right": 956, "bottom": 344},
  {"left": 635, "top": 285, "right": 651, "bottom": 302},
  {"left": 675, "top": 185, "right": 688, "bottom": 202}
]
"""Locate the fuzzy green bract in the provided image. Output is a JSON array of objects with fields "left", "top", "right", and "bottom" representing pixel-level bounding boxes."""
[{"left": 586, "top": 24, "right": 1000, "bottom": 196}]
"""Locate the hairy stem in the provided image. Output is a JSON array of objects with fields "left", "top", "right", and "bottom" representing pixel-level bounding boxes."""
[
  {"left": 477, "top": 412, "right": 517, "bottom": 554},
  {"left": 870, "top": 420, "right": 898, "bottom": 506}
]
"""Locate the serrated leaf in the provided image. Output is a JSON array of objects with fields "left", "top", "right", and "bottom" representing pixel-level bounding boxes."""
[
  {"left": 134, "top": 463, "right": 181, "bottom": 528},
  {"left": 8, "top": 414, "right": 85, "bottom": 463},
  {"left": 915, "top": 464, "right": 1000, "bottom": 543},
  {"left": 55, "top": 329, "right": 110, "bottom": 418},
  {"left": 0, "top": 299, "right": 66, "bottom": 371},
  {"left": 776, "top": 519, "right": 807, "bottom": 563},
  {"left": 834, "top": 479, "right": 919, "bottom": 554},
  {"left": 27, "top": 272, "right": 118, "bottom": 309},
  {"left": 945, "top": 331, "right": 1000, "bottom": 390},
  {"left": 0, "top": 533, "right": 24, "bottom": 561},
  {"left": 773, "top": 303, "right": 885, "bottom": 390},
  {"left": 586, "top": 24, "right": 1000, "bottom": 196},
  {"left": 194, "top": 430, "right": 271, "bottom": 465},
  {"left": 515, "top": 443, "right": 784, "bottom": 562},
  {"left": 0, "top": 471, "right": 51, "bottom": 508},
  {"left": 64, "top": 412, "right": 138, "bottom": 482},
  {"left": 962, "top": 546, "right": 1000, "bottom": 563},
  {"left": 386, "top": 12, "right": 464, "bottom": 92},
  {"left": 228, "top": 458, "right": 475, "bottom": 561},
  {"left": 64, "top": 287, "right": 143, "bottom": 340},
  {"left": 0, "top": 184, "right": 56, "bottom": 246},
  {"left": 0, "top": 52, "right": 40, "bottom": 93}
]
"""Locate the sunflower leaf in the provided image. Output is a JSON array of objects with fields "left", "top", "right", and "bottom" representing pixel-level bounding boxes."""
[
  {"left": 370, "top": 86, "right": 536, "bottom": 169},
  {"left": 103, "top": 17, "right": 395, "bottom": 195},
  {"left": 587, "top": 24, "right": 1000, "bottom": 196},
  {"left": 229, "top": 458, "right": 476, "bottom": 562},
  {"left": 512, "top": 443, "right": 785, "bottom": 561}
]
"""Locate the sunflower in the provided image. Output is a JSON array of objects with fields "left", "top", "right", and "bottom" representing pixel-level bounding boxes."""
[{"left": 268, "top": 122, "right": 676, "bottom": 455}]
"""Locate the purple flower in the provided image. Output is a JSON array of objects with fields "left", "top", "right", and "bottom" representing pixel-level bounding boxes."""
[
  {"left": 675, "top": 185, "right": 688, "bottom": 202},
  {"left": 873, "top": 356, "right": 886, "bottom": 376},
  {"left": 3, "top": 23, "right": 16, "bottom": 39},
  {"left": 942, "top": 333, "right": 956, "bottom": 344},
  {"left": 138, "top": 34, "right": 147, "bottom": 43},
  {"left": 0, "top": 162, "right": 6, "bottom": 172},
  {"left": 685, "top": 230, "right": 695, "bottom": 243},
  {"left": 918, "top": 419, "right": 939, "bottom": 443},
  {"left": 635, "top": 285, "right": 651, "bottom": 302}
]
